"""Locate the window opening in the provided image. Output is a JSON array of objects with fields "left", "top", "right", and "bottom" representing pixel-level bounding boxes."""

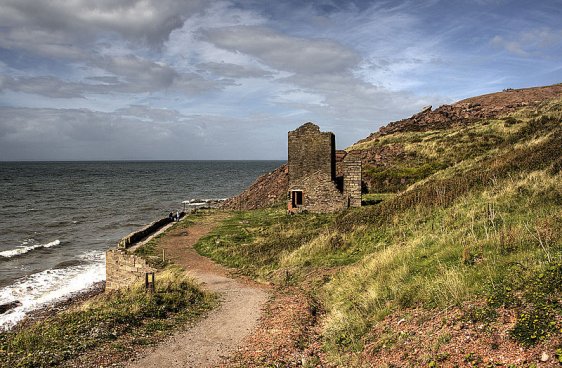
[{"left": 292, "top": 190, "right": 303, "bottom": 206}]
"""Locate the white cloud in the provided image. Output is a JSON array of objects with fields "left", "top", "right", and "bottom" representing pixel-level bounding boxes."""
[
  {"left": 0, "top": 76, "right": 88, "bottom": 98},
  {"left": 1, "top": 0, "right": 560, "bottom": 160},
  {"left": 196, "top": 62, "right": 273, "bottom": 79},
  {"left": 0, "top": 106, "right": 289, "bottom": 160},
  {"left": 0, "top": 0, "right": 207, "bottom": 46},
  {"left": 490, "top": 28, "right": 562, "bottom": 57},
  {"left": 201, "top": 25, "right": 361, "bottom": 74}
]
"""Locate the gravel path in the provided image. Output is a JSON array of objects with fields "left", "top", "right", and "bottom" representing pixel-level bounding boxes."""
[{"left": 126, "top": 213, "right": 269, "bottom": 368}]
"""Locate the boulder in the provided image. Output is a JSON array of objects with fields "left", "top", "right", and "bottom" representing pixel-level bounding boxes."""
[{"left": 0, "top": 300, "right": 21, "bottom": 314}]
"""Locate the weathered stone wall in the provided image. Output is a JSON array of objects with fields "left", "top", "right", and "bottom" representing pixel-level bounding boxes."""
[
  {"left": 106, "top": 249, "right": 156, "bottom": 290},
  {"left": 289, "top": 171, "right": 346, "bottom": 213},
  {"left": 288, "top": 122, "right": 335, "bottom": 186},
  {"left": 343, "top": 154, "right": 362, "bottom": 208},
  {"left": 288, "top": 122, "right": 348, "bottom": 213},
  {"left": 106, "top": 214, "right": 179, "bottom": 290},
  {"left": 117, "top": 217, "right": 175, "bottom": 249}
]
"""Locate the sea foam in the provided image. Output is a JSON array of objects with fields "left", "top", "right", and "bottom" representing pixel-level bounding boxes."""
[
  {"left": 0, "top": 251, "right": 105, "bottom": 331},
  {"left": 0, "top": 239, "right": 61, "bottom": 258}
]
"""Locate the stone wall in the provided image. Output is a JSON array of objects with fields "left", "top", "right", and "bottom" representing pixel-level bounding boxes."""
[
  {"left": 118, "top": 216, "right": 178, "bottom": 249},
  {"left": 343, "top": 154, "right": 362, "bottom": 208},
  {"left": 106, "top": 249, "right": 156, "bottom": 290},
  {"left": 289, "top": 171, "right": 347, "bottom": 213},
  {"left": 288, "top": 122, "right": 349, "bottom": 213},
  {"left": 288, "top": 122, "right": 335, "bottom": 186},
  {"left": 107, "top": 214, "right": 181, "bottom": 290}
]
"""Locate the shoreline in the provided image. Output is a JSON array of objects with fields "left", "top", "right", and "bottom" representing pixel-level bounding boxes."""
[
  {"left": 0, "top": 199, "right": 228, "bottom": 332},
  {"left": 7, "top": 281, "right": 106, "bottom": 333},
  {"left": 0, "top": 210, "right": 226, "bottom": 368}
]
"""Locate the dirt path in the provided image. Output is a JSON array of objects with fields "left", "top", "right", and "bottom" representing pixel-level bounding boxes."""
[{"left": 126, "top": 213, "right": 269, "bottom": 368}]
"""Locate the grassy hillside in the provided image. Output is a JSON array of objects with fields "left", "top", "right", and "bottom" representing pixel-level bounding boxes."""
[{"left": 196, "top": 90, "right": 562, "bottom": 366}]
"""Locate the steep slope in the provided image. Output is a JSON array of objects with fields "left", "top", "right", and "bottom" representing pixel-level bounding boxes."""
[
  {"left": 349, "top": 83, "right": 562, "bottom": 192},
  {"left": 221, "top": 164, "right": 288, "bottom": 210},
  {"left": 202, "top": 83, "right": 562, "bottom": 366}
]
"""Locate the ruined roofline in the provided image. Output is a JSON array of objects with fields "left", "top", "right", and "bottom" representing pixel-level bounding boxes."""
[{"left": 290, "top": 122, "right": 333, "bottom": 136}]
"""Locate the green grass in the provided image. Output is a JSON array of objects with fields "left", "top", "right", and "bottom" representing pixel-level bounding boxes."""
[
  {"left": 194, "top": 207, "right": 335, "bottom": 282},
  {"left": 192, "top": 97, "right": 562, "bottom": 362},
  {"left": 362, "top": 193, "right": 396, "bottom": 203},
  {"left": 322, "top": 169, "right": 561, "bottom": 352},
  {"left": 352, "top": 98, "right": 562, "bottom": 193},
  {"left": 0, "top": 267, "right": 215, "bottom": 368},
  {"left": 133, "top": 232, "right": 169, "bottom": 268}
]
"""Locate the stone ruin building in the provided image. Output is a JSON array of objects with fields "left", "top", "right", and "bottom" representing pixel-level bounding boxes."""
[{"left": 287, "top": 122, "right": 362, "bottom": 213}]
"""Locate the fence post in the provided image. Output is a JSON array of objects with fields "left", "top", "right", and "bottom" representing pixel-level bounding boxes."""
[{"left": 145, "top": 272, "right": 155, "bottom": 293}]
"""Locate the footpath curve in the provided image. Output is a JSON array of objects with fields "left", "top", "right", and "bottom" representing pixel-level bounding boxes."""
[{"left": 126, "top": 213, "right": 269, "bottom": 368}]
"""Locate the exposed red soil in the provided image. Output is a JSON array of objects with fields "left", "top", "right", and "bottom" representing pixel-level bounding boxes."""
[
  {"left": 125, "top": 212, "right": 269, "bottom": 368},
  {"left": 221, "top": 164, "right": 288, "bottom": 211},
  {"left": 359, "top": 305, "right": 562, "bottom": 368},
  {"left": 219, "top": 287, "right": 330, "bottom": 368},
  {"left": 359, "top": 83, "right": 562, "bottom": 141}
]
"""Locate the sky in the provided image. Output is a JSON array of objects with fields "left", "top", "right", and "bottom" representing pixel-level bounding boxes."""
[{"left": 0, "top": 0, "right": 561, "bottom": 161}]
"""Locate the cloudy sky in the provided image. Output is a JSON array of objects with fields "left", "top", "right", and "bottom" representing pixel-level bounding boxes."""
[{"left": 0, "top": 0, "right": 561, "bottom": 160}]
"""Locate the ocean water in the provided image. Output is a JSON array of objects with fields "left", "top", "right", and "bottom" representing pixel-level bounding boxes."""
[{"left": 0, "top": 161, "right": 283, "bottom": 330}]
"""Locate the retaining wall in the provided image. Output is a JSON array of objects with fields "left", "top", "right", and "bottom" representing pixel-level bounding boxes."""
[
  {"left": 106, "top": 213, "right": 185, "bottom": 290},
  {"left": 105, "top": 249, "right": 156, "bottom": 290},
  {"left": 118, "top": 216, "right": 174, "bottom": 249}
]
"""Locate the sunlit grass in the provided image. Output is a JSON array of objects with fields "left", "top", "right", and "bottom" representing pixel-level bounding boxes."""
[{"left": 0, "top": 266, "right": 215, "bottom": 367}]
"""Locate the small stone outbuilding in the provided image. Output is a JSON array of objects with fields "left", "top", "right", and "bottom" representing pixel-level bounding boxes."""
[{"left": 287, "top": 122, "right": 361, "bottom": 213}]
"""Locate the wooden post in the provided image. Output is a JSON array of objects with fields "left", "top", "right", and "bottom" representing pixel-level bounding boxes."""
[
  {"left": 145, "top": 272, "right": 155, "bottom": 292},
  {"left": 162, "top": 249, "right": 165, "bottom": 263}
]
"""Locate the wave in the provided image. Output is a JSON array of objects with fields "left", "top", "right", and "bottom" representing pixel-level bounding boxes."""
[
  {"left": 0, "top": 251, "right": 105, "bottom": 331},
  {"left": 0, "top": 240, "right": 61, "bottom": 259}
]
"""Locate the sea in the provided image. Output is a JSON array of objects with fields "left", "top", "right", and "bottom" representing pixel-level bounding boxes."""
[{"left": 0, "top": 160, "right": 283, "bottom": 330}]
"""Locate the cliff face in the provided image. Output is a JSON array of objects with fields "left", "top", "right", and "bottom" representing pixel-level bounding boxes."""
[{"left": 224, "top": 83, "right": 562, "bottom": 208}]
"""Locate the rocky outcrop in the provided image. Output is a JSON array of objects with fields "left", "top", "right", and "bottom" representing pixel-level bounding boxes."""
[
  {"left": 0, "top": 301, "right": 21, "bottom": 314},
  {"left": 357, "top": 83, "right": 562, "bottom": 143}
]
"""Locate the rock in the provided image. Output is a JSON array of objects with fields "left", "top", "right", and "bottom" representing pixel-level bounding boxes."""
[
  {"left": 540, "top": 352, "right": 549, "bottom": 362},
  {"left": 0, "top": 300, "right": 21, "bottom": 314}
]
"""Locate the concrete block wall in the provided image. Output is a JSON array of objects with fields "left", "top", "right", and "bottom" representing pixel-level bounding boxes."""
[{"left": 105, "top": 249, "right": 156, "bottom": 291}]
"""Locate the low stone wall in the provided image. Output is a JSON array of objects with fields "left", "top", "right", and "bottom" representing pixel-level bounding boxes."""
[
  {"left": 117, "top": 217, "right": 172, "bottom": 249},
  {"left": 107, "top": 212, "right": 186, "bottom": 290},
  {"left": 105, "top": 249, "right": 156, "bottom": 291}
]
